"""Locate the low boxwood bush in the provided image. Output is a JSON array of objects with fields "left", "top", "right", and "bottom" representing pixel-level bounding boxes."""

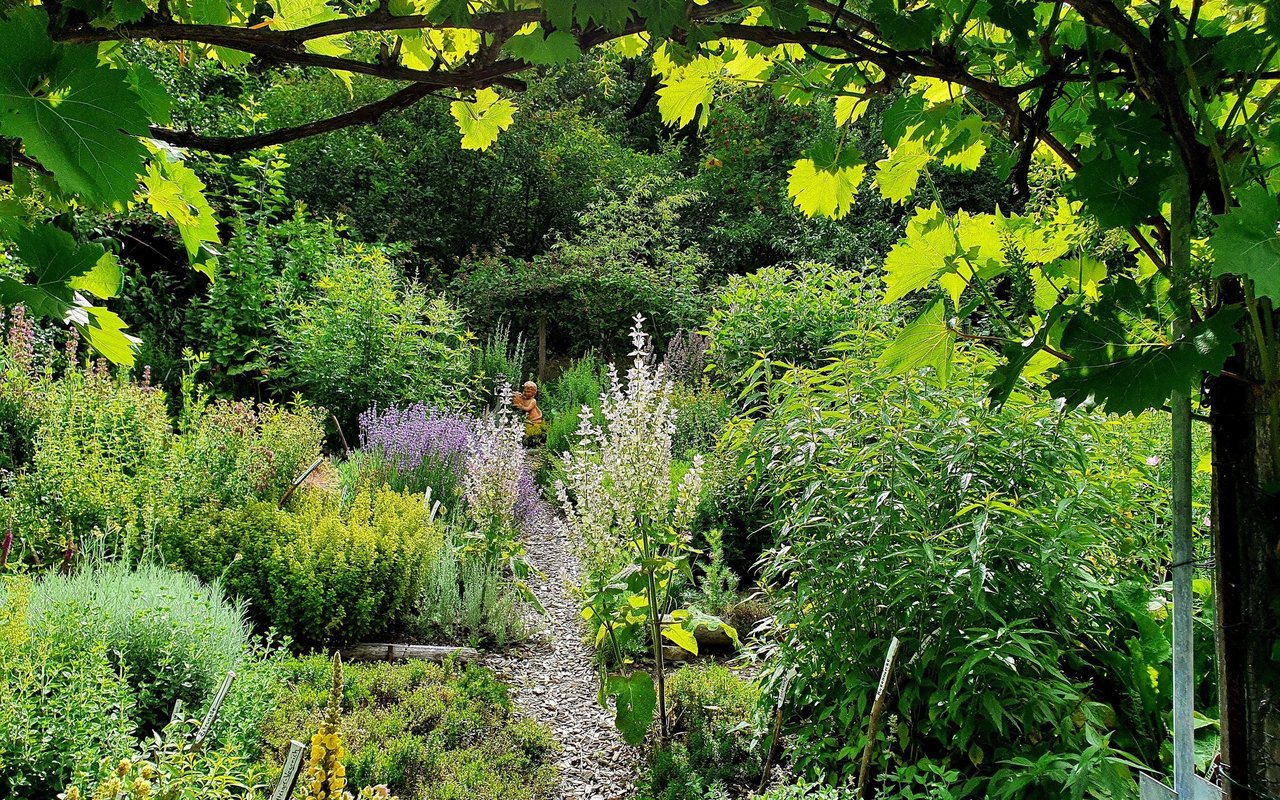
[{"left": 172, "top": 487, "right": 444, "bottom": 646}]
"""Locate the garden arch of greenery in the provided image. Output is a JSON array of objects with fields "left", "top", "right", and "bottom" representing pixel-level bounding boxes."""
[{"left": 3, "top": 0, "right": 1279, "bottom": 793}]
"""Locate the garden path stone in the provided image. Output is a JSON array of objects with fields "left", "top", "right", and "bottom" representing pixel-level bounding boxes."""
[{"left": 486, "top": 503, "right": 640, "bottom": 800}]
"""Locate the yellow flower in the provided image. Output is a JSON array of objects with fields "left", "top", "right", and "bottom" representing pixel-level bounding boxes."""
[
  {"left": 116, "top": 759, "right": 132, "bottom": 777},
  {"left": 131, "top": 777, "right": 152, "bottom": 797}
]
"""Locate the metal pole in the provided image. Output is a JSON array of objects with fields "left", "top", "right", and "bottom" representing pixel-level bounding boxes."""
[{"left": 1169, "top": 172, "right": 1195, "bottom": 798}]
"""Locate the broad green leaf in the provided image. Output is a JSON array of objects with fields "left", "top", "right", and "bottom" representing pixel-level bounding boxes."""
[
  {"left": 661, "top": 624, "right": 699, "bottom": 655},
  {"left": 127, "top": 63, "right": 173, "bottom": 125},
  {"left": 1069, "top": 156, "right": 1165, "bottom": 230},
  {"left": 606, "top": 671, "right": 657, "bottom": 745},
  {"left": 834, "top": 90, "right": 869, "bottom": 126},
  {"left": 0, "top": 223, "right": 106, "bottom": 319},
  {"left": 0, "top": 9, "right": 149, "bottom": 205},
  {"left": 875, "top": 139, "right": 932, "bottom": 203},
  {"left": 987, "top": 0, "right": 1038, "bottom": 43},
  {"left": 877, "top": 299, "right": 955, "bottom": 383},
  {"left": 142, "top": 159, "right": 220, "bottom": 260},
  {"left": 270, "top": 0, "right": 354, "bottom": 88},
  {"left": 611, "top": 33, "right": 651, "bottom": 57},
  {"left": 864, "top": 0, "right": 941, "bottom": 49},
  {"left": 635, "top": 0, "right": 686, "bottom": 37},
  {"left": 656, "top": 58, "right": 719, "bottom": 128},
  {"left": 1209, "top": 185, "right": 1280, "bottom": 301},
  {"left": 988, "top": 305, "right": 1067, "bottom": 406},
  {"left": 939, "top": 117, "right": 987, "bottom": 171},
  {"left": 882, "top": 205, "right": 955, "bottom": 304},
  {"left": 1047, "top": 279, "right": 1244, "bottom": 415},
  {"left": 71, "top": 306, "right": 139, "bottom": 366},
  {"left": 69, "top": 253, "right": 123, "bottom": 300},
  {"left": 504, "top": 27, "right": 583, "bottom": 65},
  {"left": 450, "top": 88, "right": 518, "bottom": 151},
  {"left": 787, "top": 159, "right": 866, "bottom": 219}
]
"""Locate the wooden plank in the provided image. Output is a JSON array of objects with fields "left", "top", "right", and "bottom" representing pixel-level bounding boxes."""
[{"left": 340, "top": 643, "right": 480, "bottom": 663}]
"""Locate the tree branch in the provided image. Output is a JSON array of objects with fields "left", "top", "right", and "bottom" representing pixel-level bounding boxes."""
[
  {"left": 49, "top": 9, "right": 542, "bottom": 46},
  {"left": 151, "top": 82, "right": 440, "bottom": 153}
]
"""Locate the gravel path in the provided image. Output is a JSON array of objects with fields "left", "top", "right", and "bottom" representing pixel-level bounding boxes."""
[{"left": 486, "top": 506, "right": 641, "bottom": 800}]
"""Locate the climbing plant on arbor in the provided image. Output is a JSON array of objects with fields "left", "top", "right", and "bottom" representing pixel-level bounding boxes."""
[{"left": 2, "top": 0, "right": 1279, "bottom": 793}]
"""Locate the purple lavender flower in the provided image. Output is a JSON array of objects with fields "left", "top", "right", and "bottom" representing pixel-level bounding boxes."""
[
  {"left": 513, "top": 467, "right": 543, "bottom": 528},
  {"left": 360, "top": 403, "right": 475, "bottom": 473}
]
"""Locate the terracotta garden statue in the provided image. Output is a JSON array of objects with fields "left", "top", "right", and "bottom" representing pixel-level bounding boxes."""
[{"left": 512, "top": 381, "right": 547, "bottom": 446}]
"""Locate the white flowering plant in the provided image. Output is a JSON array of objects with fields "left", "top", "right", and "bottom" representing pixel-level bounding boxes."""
[
  {"left": 461, "top": 386, "right": 542, "bottom": 613},
  {"left": 558, "top": 316, "right": 737, "bottom": 745}
]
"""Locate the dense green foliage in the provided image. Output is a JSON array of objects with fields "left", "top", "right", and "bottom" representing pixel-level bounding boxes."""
[
  {"left": 5, "top": 0, "right": 1276, "bottom": 791},
  {"left": 642, "top": 664, "right": 764, "bottom": 800},
  {"left": 260, "top": 657, "right": 558, "bottom": 800},
  {"left": 729, "top": 324, "right": 1204, "bottom": 796}
]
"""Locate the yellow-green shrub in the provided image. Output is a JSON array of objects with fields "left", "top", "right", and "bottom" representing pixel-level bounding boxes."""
[
  {"left": 264, "top": 488, "right": 445, "bottom": 645},
  {"left": 3, "top": 369, "right": 171, "bottom": 563}
]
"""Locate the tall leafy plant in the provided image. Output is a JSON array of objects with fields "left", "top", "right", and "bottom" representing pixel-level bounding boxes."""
[
  {"left": 559, "top": 317, "right": 734, "bottom": 743},
  {"left": 732, "top": 331, "right": 1184, "bottom": 795}
]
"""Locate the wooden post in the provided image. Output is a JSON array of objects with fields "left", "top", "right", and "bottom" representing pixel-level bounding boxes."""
[{"left": 856, "top": 637, "right": 901, "bottom": 800}]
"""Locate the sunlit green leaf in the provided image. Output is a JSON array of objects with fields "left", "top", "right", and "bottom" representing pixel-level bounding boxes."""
[
  {"left": 450, "top": 88, "right": 518, "bottom": 151},
  {"left": 877, "top": 298, "right": 955, "bottom": 383},
  {"left": 606, "top": 671, "right": 657, "bottom": 745},
  {"left": 0, "top": 9, "right": 149, "bottom": 204}
]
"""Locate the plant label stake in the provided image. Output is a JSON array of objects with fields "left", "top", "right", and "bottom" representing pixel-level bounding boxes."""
[
  {"left": 270, "top": 740, "right": 306, "bottom": 800},
  {"left": 856, "top": 636, "right": 901, "bottom": 800},
  {"left": 193, "top": 671, "right": 236, "bottom": 748}
]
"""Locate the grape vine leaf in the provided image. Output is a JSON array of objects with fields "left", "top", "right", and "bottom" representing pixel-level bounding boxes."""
[
  {"left": 1047, "top": 279, "right": 1244, "bottom": 415},
  {"left": 606, "top": 671, "right": 657, "bottom": 745},
  {"left": 656, "top": 58, "right": 719, "bottom": 128},
  {"left": 69, "top": 305, "right": 139, "bottom": 366},
  {"left": 988, "top": 306, "right": 1067, "bottom": 406},
  {"left": 450, "top": 88, "right": 518, "bottom": 150},
  {"left": 504, "top": 27, "right": 583, "bottom": 65},
  {"left": 787, "top": 158, "right": 866, "bottom": 219},
  {"left": 0, "top": 223, "right": 106, "bottom": 319},
  {"left": 875, "top": 138, "right": 932, "bottom": 203},
  {"left": 127, "top": 63, "right": 173, "bottom": 125},
  {"left": 1208, "top": 185, "right": 1280, "bottom": 302},
  {"left": 636, "top": 0, "right": 688, "bottom": 37},
  {"left": 69, "top": 253, "right": 123, "bottom": 300},
  {"left": 1069, "top": 156, "right": 1165, "bottom": 230},
  {"left": 0, "top": 10, "right": 150, "bottom": 205},
  {"left": 142, "top": 158, "right": 220, "bottom": 266},
  {"left": 877, "top": 298, "right": 955, "bottom": 383},
  {"left": 882, "top": 205, "right": 955, "bottom": 304}
]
